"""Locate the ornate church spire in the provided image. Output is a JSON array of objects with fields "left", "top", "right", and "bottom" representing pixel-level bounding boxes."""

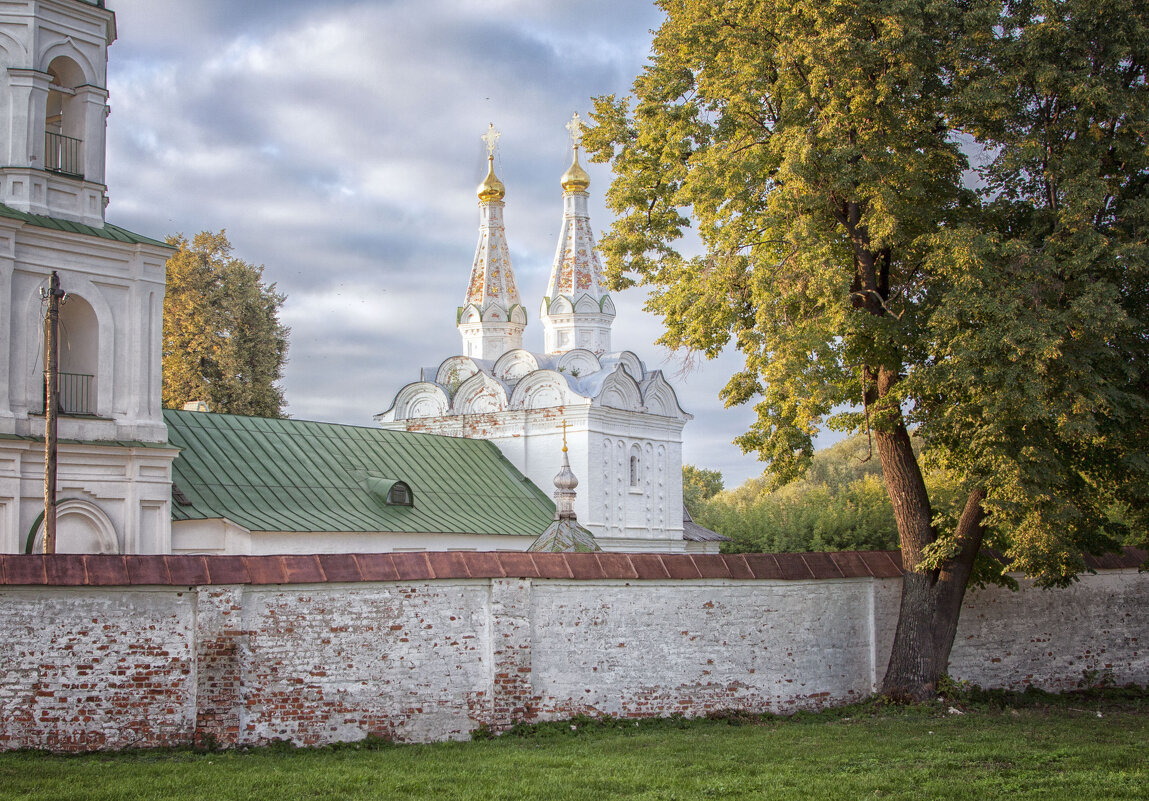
[
  {"left": 529, "top": 422, "right": 600, "bottom": 553},
  {"left": 458, "top": 124, "right": 526, "bottom": 361},
  {"left": 539, "top": 113, "right": 616, "bottom": 356}
]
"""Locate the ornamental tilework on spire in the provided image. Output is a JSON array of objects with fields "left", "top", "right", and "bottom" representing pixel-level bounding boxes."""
[{"left": 459, "top": 124, "right": 526, "bottom": 361}]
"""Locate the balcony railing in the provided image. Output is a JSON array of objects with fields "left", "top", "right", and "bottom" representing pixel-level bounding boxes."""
[
  {"left": 44, "top": 131, "right": 83, "bottom": 178},
  {"left": 42, "top": 372, "right": 95, "bottom": 416}
]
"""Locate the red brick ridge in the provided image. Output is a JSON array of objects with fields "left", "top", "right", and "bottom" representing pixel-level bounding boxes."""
[{"left": 0, "top": 548, "right": 1143, "bottom": 587}]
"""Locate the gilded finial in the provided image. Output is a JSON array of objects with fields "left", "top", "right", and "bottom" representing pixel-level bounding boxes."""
[
  {"left": 478, "top": 123, "right": 506, "bottom": 202},
  {"left": 561, "top": 112, "right": 590, "bottom": 193},
  {"left": 561, "top": 420, "right": 568, "bottom": 453}
]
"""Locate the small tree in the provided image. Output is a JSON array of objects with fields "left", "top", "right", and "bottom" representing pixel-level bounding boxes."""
[
  {"left": 683, "top": 464, "right": 724, "bottom": 517},
  {"left": 163, "top": 230, "right": 289, "bottom": 417},
  {"left": 585, "top": 0, "right": 1148, "bottom": 700}
]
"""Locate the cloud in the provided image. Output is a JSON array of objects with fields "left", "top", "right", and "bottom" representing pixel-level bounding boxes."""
[{"left": 101, "top": 0, "right": 775, "bottom": 487}]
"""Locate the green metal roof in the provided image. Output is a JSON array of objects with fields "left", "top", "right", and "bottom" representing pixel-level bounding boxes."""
[
  {"left": 164, "top": 409, "right": 555, "bottom": 537},
  {"left": 0, "top": 203, "right": 170, "bottom": 248}
]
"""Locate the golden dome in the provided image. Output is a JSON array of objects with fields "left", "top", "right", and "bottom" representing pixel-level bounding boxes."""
[
  {"left": 561, "top": 149, "right": 590, "bottom": 193},
  {"left": 478, "top": 156, "right": 505, "bottom": 202}
]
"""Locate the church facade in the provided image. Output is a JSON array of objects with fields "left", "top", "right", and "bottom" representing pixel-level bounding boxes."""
[
  {"left": 377, "top": 121, "right": 721, "bottom": 553},
  {"left": 0, "top": 0, "right": 177, "bottom": 556}
]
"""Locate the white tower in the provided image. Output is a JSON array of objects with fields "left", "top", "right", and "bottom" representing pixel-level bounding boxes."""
[
  {"left": 0, "top": 0, "right": 116, "bottom": 226},
  {"left": 539, "top": 112, "right": 616, "bottom": 356},
  {"left": 0, "top": 1, "right": 176, "bottom": 555},
  {"left": 457, "top": 124, "right": 526, "bottom": 362}
]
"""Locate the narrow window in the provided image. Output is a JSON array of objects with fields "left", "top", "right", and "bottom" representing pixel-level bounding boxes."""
[{"left": 629, "top": 454, "right": 639, "bottom": 487}]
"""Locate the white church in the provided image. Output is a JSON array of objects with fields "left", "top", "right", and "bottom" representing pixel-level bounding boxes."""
[
  {"left": 377, "top": 122, "right": 723, "bottom": 553},
  {"left": 0, "top": 0, "right": 723, "bottom": 556}
]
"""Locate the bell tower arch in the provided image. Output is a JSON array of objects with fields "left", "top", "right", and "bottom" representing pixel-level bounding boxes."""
[{"left": 0, "top": 0, "right": 115, "bottom": 226}]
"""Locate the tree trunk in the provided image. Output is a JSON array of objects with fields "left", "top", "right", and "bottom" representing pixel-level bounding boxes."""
[{"left": 867, "top": 365, "right": 986, "bottom": 700}]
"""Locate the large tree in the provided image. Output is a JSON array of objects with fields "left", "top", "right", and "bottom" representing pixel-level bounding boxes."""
[
  {"left": 163, "top": 230, "right": 290, "bottom": 417},
  {"left": 585, "top": 0, "right": 1148, "bottom": 699}
]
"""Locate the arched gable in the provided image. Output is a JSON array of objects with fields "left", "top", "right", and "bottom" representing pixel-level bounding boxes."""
[
  {"left": 573, "top": 294, "right": 600, "bottom": 314},
  {"left": 452, "top": 370, "right": 508, "bottom": 414},
  {"left": 434, "top": 356, "right": 481, "bottom": 393},
  {"left": 545, "top": 295, "right": 573, "bottom": 315},
  {"left": 641, "top": 371, "right": 691, "bottom": 420},
  {"left": 594, "top": 365, "right": 643, "bottom": 412},
  {"left": 601, "top": 350, "right": 645, "bottom": 381},
  {"left": 600, "top": 295, "right": 617, "bottom": 316},
  {"left": 493, "top": 349, "right": 540, "bottom": 384},
  {"left": 380, "top": 381, "right": 450, "bottom": 421},
  {"left": 509, "top": 370, "right": 578, "bottom": 410},
  {"left": 556, "top": 348, "right": 600, "bottom": 378}
]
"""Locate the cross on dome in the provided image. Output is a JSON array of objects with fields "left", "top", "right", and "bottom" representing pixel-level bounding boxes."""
[
  {"left": 565, "top": 112, "right": 583, "bottom": 150},
  {"left": 482, "top": 123, "right": 501, "bottom": 158}
]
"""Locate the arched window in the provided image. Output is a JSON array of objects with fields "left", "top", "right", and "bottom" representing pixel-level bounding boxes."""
[
  {"left": 55, "top": 293, "right": 98, "bottom": 415},
  {"left": 45, "top": 57, "right": 85, "bottom": 177},
  {"left": 629, "top": 452, "right": 640, "bottom": 488}
]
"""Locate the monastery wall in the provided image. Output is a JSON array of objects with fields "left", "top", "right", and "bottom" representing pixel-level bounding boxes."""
[{"left": 0, "top": 550, "right": 1144, "bottom": 751}]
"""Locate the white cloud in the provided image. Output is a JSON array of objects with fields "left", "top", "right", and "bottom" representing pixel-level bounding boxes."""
[{"left": 101, "top": 0, "right": 775, "bottom": 487}]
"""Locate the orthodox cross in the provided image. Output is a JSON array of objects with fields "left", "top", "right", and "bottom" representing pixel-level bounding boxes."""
[
  {"left": 560, "top": 419, "right": 569, "bottom": 452},
  {"left": 565, "top": 112, "right": 583, "bottom": 151},
  {"left": 482, "top": 123, "right": 501, "bottom": 158}
]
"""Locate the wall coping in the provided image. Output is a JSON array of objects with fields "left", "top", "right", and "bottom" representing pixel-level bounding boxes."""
[{"left": 0, "top": 548, "right": 1143, "bottom": 587}]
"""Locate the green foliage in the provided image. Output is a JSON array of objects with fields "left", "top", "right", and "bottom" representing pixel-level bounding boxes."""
[
  {"left": 682, "top": 464, "right": 724, "bottom": 516},
  {"left": 698, "top": 435, "right": 945, "bottom": 553},
  {"left": 584, "top": 0, "right": 1149, "bottom": 588},
  {"left": 163, "top": 231, "right": 290, "bottom": 417}
]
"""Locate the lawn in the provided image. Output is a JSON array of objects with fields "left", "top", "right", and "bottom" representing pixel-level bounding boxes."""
[{"left": 0, "top": 697, "right": 1144, "bottom": 801}]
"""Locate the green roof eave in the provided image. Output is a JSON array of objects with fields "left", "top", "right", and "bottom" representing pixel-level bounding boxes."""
[{"left": 0, "top": 203, "right": 171, "bottom": 248}]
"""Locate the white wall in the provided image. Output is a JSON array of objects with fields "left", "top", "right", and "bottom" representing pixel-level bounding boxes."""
[{"left": 0, "top": 558, "right": 1143, "bottom": 750}]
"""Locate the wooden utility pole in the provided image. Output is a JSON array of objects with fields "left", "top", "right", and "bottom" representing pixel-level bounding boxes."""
[{"left": 43, "top": 271, "right": 64, "bottom": 554}]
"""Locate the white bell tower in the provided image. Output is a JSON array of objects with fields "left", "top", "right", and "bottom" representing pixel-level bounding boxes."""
[{"left": 0, "top": 0, "right": 115, "bottom": 226}]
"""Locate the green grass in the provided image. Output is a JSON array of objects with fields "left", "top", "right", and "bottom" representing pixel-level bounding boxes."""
[{"left": 1, "top": 694, "right": 1145, "bottom": 801}]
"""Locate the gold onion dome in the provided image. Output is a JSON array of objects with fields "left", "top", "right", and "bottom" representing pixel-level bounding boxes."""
[
  {"left": 477, "top": 156, "right": 505, "bottom": 202},
  {"left": 561, "top": 149, "right": 591, "bottom": 193}
]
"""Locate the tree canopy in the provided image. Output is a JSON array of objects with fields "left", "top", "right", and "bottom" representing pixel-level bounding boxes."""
[
  {"left": 585, "top": 0, "right": 1148, "bottom": 699},
  {"left": 683, "top": 464, "right": 724, "bottom": 516},
  {"left": 163, "top": 230, "right": 290, "bottom": 417}
]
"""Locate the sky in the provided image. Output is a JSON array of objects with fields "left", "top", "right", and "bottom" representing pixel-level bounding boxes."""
[{"left": 101, "top": 0, "right": 798, "bottom": 489}]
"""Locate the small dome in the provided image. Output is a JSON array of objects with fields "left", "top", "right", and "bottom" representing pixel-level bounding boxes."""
[
  {"left": 478, "top": 156, "right": 505, "bottom": 202},
  {"left": 561, "top": 150, "right": 590, "bottom": 193}
]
